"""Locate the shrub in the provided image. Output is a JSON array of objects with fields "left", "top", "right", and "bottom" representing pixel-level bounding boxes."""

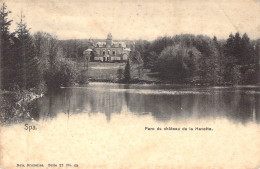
[
  {"left": 77, "top": 70, "right": 88, "bottom": 84},
  {"left": 44, "top": 60, "right": 78, "bottom": 89},
  {"left": 157, "top": 45, "right": 200, "bottom": 83},
  {"left": 124, "top": 59, "right": 131, "bottom": 83},
  {"left": 117, "top": 68, "right": 124, "bottom": 82}
]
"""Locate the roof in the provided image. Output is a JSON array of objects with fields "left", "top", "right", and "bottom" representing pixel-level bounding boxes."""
[
  {"left": 83, "top": 49, "right": 92, "bottom": 54},
  {"left": 113, "top": 42, "right": 126, "bottom": 48},
  {"left": 96, "top": 42, "right": 106, "bottom": 47},
  {"left": 94, "top": 41, "right": 126, "bottom": 48},
  {"left": 124, "top": 48, "right": 131, "bottom": 51}
]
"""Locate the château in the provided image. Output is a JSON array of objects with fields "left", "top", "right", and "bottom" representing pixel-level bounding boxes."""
[{"left": 91, "top": 33, "right": 132, "bottom": 62}]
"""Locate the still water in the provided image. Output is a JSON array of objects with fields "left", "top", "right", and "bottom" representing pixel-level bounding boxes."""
[
  {"left": 30, "top": 82, "right": 260, "bottom": 124},
  {"left": 2, "top": 82, "right": 260, "bottom": 168}
]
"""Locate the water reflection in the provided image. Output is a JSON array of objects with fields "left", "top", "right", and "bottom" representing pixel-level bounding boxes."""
[{"left": 35, "top": 83, "right": 260, "bottom": 123}]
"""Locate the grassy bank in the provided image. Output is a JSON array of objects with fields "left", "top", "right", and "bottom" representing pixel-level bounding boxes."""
[
  {"left": 88, "top": 62, "right": 125, "bottom": 81},
  {"left": 87, "top": 62, "right": 160, "bottom": 83},
  {"left": 73, "top": 61, "right": 244, "bottom": 86}
]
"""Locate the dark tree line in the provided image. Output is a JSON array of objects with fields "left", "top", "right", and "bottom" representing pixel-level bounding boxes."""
[
  {"left": 0, "top": 4, "right": 41, "bottom": 91},
  {"left": 59, "top": 40, "right": 90, "bottom": 60},
  {"left": 0, "top": 3, "right": 82, "bottom": 92},
  {"left": 135, "top": 33, "right": 260, "bottom": 85}
]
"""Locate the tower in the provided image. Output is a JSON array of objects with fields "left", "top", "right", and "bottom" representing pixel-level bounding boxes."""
[{"left": 106, "top": 33, "right": 113, "bottom": 47}]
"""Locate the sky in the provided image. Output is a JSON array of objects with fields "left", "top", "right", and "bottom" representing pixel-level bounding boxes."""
[{"left": 3, "top": 0, "right": 260, "bottom": 40}]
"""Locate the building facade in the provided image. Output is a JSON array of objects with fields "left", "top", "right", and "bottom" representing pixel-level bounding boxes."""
[{"left": 92, "top": 33, "right": 131, "bottom": 62}]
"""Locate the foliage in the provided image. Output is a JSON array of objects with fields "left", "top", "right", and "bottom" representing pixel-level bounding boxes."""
[
  {"left": 124, "top": 59, "right": 131, "bottom": 83},
  {"left": 117, "top": 68, "right": 124, "bottom": 82},
  {"left": 1, "top": 5, "right": 42, "bottom": 90},
  {"left": 15, "top": 13, "right": 41, "bottom": 89},
  {"left": 77, "top": 70, "right": 88, "bottom": 84},
  {"left": 44, "top": 60, "right": 78, "bottom": 89},
  {"left": 1, "top": 2, "right": 14, "bottom": 90},
  {"left": 59, "top": 39, "right": 91, "bottom": 60},
  {"left": 33, "top": 31, "right": 81, "bottom": 89},
  {"left": 137, "top": 33, "right": 259, "bottom": 85},
  {"left": 157, "top": 45, "right": 200, "bottom": 83}
]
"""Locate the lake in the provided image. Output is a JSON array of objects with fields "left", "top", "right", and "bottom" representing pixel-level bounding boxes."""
[
  {"left": 2, "top": 82, "right": 260, "bottom": 168},
  {"left": 32, "top": 82, "right": 260, "bottom": 124}
]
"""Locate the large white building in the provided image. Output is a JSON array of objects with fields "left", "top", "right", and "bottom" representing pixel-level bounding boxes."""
[{"left": 92, "top": 33, "right": 131, "bottom": 62}]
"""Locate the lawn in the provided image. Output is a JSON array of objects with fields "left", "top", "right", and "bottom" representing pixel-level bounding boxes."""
[
  {"left": 88, "top": 62, "right": 125, "bottom": 81},
  {"left": 76, "top": 61, "right": 159, "bottom": 83}
]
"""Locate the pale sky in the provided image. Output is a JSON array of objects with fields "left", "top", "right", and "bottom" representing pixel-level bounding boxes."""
[{"left": 3, "top": 0, "right": 260, "bottom": 40}]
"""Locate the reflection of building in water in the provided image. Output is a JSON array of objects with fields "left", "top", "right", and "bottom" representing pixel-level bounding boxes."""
[
  {"left": 86, "top": 90, "right": 123, "bottom": 121},
  {"left": 90, "top": 33, "right": 132, "bottom": 62}
]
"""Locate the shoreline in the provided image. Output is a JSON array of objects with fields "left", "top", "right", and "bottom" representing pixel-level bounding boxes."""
[
  {"left": 87, "top": 78, "right": 260, "bottom": 87},
  {"left": 0, "top": 90, "right": 44, "bottom": 126}
]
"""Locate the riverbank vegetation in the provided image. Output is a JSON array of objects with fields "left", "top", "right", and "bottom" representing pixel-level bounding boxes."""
[
  {"left": 135, "top": 34, "right": 260, "bottom": 85},
  {"left": 0, "top": 3, "right": 83, "bottom": 124}
]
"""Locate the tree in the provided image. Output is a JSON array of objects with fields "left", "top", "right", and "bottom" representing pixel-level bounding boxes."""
[
  {"left": 0, "top": 2, "right": 15, "bottom": 90},
  {"left": 33, "top": 32, "right": 61, "bottom": 87},
  {"left": 33, "top": 32, "right": 50, "bottom": 69},
  {"left": 134, "top": 40, "right": 151, "bottom": 68},
  {"left": 240, "top": 33, "right": 259, "bottom": 84},
  {"left": 128, "top": 51, "right": 143, "bottom": 79},
  {"left": 223, "top": 33, "right": 242, "bottom": 84},
  {"left": 124, "top": 59, "right": 131, "bottom": 83},
  {"left": 233, "top": 32, "right": 242, "bottom": 63},
  {"left": 117, "top": 68, "right": 123, "bottom": 82},
  {"left": 213, "top": 36, "right": 225, "bottom": 84},
  {"left": 193, "top": 35, "right": 220, "bottom": 84},
  {"left": 14, "top": 13, "right": 41, "bottom": 89},
  {"left": 90, "top": 50, "right": 97, "bottom": 61},
  {"left": 224, "top": 33, "right": 235, "bottom": 57},
  {"left": 240, "top": 33, "right": 254, "bottom": 64},
  {"left": 146, "top": 51, "right": 159, "bottom": 70},
  {"left": 157, "top": 45, "right": 201, "bottom": 83},
  {"left": 47, "top": 35, "right": 59, "bottom": 69}
]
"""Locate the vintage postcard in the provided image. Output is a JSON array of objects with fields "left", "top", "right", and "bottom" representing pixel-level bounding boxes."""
[{"left": 0, "top": 0, "right": 260, "bottom": 168}]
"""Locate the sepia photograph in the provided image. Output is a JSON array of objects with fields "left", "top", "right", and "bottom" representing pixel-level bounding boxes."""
[{"left": 0, "top": 0, "right": 260, "bottom": 168}]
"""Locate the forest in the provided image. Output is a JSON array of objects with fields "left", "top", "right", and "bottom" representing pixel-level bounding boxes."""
[{"left": 135, "top": 34, "right": 260, "bottom": 85}]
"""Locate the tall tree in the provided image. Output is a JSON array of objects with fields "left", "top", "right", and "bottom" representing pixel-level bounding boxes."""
[
  {"left": 124, "top": 59, "right": 131, "bottom": 83},
  {"left": 193, "top": 35, "right": 219, "bottom": 84},
  {"left": 223, "top": 33, "right": 242, "bottom": 84},
  {"left": 14, "top": 13, "right": 40, "bottom": 89},
  {"left": 224, "top": 33, "right": 235, "bottom": 57},
  {"left": 241, "top": 33, "right": 254, "bottom": 65},
  {"left": 233, "top": 32, "right": 242, "bottom": 62},
  {"left": 0, "top": 2, "right": 15, "bottom": 90},
  {"left": 33, "top": 31, "right": 61, "bottom": 78},
  {"left": 212, "top": 36, "right": 225, "bottom": 84},
  {"left": 240, "top": 33, "right": 258, "bottom": 83}
]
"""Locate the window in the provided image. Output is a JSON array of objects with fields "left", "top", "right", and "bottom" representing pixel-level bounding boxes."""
[
  {"left": 108, "top": 51, "right": 110, "bottom": 55},
  {"left": 103, "top": 51, "right": 105, "bottom": 55},
  {"left": 113, "top": 51, "right": 116, "bottom": 55}
]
